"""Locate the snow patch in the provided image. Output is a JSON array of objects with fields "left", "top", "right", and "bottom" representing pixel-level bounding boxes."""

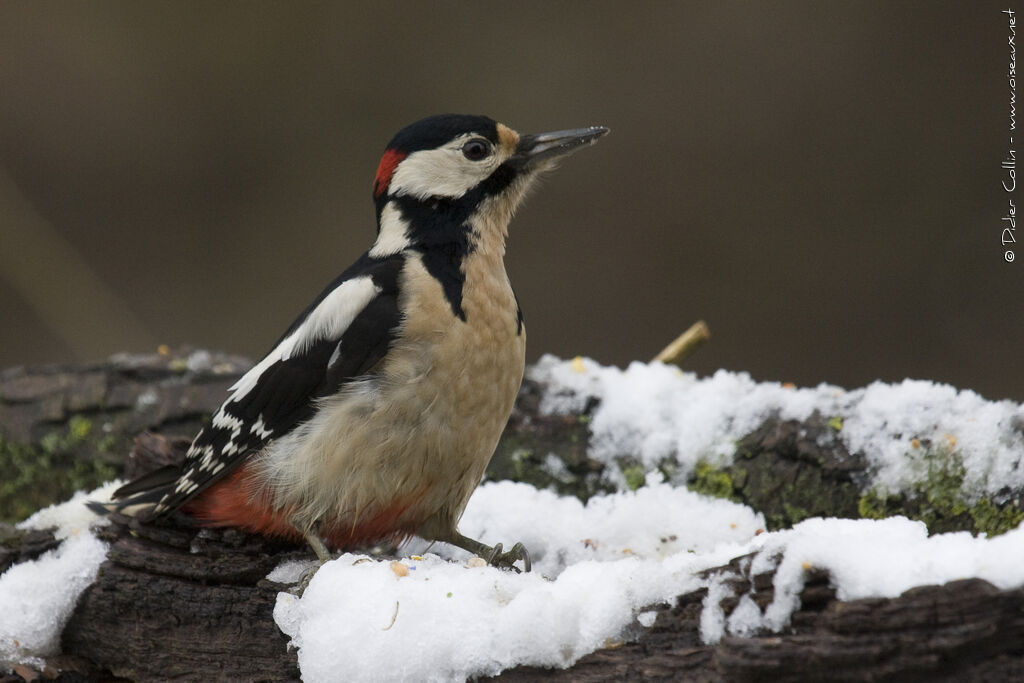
[
  {"left": 0, "top": 533, "right": 108, "bottom": 666},
  {"left": 6, "top": 358, "right": 1024, "bottom": 680},
  {"left": 267, "top": 559, "right": 317, "bottom": 585},
  {"left": 274, "top": 480, "right": 762, "bottom": 682},
  {"left": 703, "top": 516, "right": 1024, "bottom": 640},
  {"left": 530, "top": 355, "right": 1024, "bottom": 500},
  {"left": 18, "top": 480, "right": 120, "bottom": 539}
]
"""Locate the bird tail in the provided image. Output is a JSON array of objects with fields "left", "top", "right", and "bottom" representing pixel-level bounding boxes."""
[{"left": 86, "top": 463, "right": 182, "bottom": 522}]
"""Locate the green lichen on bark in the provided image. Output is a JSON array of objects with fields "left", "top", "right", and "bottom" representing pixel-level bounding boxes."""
[
  {"left": 858, "top": 445, "right": 1024, "bottom": 537},
  {"left": 681, "top": 416, "right": 1024, "bottom": 538},
  {"left": 688, "top": 460, "right": 737, "bottom": 501},
  {"left": 486, "top": 411, "right": 614, "bottom": 502},
  {"left": 714, "top": 413, "right": 867, "bottom": 530},
  {"left": 968, "top": 497, "right": 1024, "bottom": 536},
  {"left": 621, "top": 463, "right": 646, "bottom": 491},
  {"left": 0, "top": 430, "right": 118, "bottom": 523},
  {"left": 1, "top": 414, "right": 125, "bottom": 522}
]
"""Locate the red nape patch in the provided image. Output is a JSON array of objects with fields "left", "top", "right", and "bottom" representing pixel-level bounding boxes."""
[{"left": 374, "top": 148, "right": 407, "bottom": 197}]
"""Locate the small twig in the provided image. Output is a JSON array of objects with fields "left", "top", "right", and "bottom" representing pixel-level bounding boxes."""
[
  {"left": 652, "top": 321, "right": 710, "bottom": 367},
  {"left": 382, "top": 601, "right": 400, "bottom": 630}
]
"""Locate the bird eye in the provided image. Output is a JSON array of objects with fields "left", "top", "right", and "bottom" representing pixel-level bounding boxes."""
[{"left": 461, "top": 139, "right": 490, "bottom": 161}]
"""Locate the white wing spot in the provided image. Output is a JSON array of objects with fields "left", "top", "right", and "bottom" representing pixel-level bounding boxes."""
[
  {"left": 213, "top": 409, "right": 243, "bottom": 431},
  {"left": 252, "top": 416, "right": 274, "bottom": 440}
]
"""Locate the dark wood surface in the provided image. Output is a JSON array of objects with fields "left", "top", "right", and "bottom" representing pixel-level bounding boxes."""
[{"left": 3, "top": 352, "right": 1024, "bottom": 681}]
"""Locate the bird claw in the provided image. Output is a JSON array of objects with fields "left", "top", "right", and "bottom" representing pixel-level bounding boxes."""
[
  {"left": 289, "top": 561, "right": 324, "bottom": 597},
  {"left": 440, "top": 530, "right": 532, "bottom": 573},
  {"left": 288, "top": 527, "right": 334, "bottom": 596},
  {"left": 485, "top": 541, "right": 532, "bottom": 573}
]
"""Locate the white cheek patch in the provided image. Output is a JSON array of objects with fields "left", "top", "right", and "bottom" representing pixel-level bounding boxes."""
[{"left": 388, "top": 140, "right": 505, "bottom": 200}]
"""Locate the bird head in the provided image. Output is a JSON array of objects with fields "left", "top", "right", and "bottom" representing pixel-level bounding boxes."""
[{"left": 370, "top": 114, "right": 607, "bottom": 257}]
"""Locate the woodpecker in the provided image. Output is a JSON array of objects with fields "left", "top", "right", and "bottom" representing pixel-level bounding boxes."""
[{"left": 96, "top": 114, "right": 608, "bottom": 572}]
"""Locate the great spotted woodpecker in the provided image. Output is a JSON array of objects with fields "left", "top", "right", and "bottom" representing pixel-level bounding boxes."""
[{"left": 96, "top": 114, "right": 607, "bottom": 572}]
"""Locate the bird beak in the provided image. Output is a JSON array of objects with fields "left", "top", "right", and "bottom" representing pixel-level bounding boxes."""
[{"left": 510, "top": 126, "right": 609, "bottom": 169}]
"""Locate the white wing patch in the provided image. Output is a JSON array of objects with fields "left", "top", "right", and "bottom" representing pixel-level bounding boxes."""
[
  {"left": 157, "top": 275, "right": 382, "bottom": 514},
  {"left": 174, "top": 478, "right": 200, "bottom": 495},
  {"left": 228, "top": 276, "right": 382, "bottom": 402}
]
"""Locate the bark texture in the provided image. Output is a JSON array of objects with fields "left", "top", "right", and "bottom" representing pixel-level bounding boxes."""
[
  {"left": 3, "top": 351, "right": 1023, "bottom": 681},
  {"left": 0, "top": 350, "right": 249, "bottom": 522}
]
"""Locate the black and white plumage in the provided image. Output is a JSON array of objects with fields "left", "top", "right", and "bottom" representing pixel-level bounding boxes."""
[
  {"left": 154, "top": 254, "right": 404, "bottom": 515},
  {"left": 97, "top": 114, "right": 608, "bottom": 570}
]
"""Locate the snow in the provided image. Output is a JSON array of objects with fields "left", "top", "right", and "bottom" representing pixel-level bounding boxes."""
[
  {"left": 275, "top": 478, "right": 759, "bottom": 682},
  {"left": 698, "top": 570, "right": 734, "bottom": 644},
  {"left": 444, "top": 475, "right": 762, "bottom": 575},
  {"left": 531, "top": 355, "right": 1024, "bottom": 499},
  {"left": 270, "top": 483, "right": 1024, "bottom": 682},
  {"left": 18, "top": 480, "right": 120, "bottom": 540},
  {"left": 715, "top": 516, "right": 1024, "bottom": 640},
  {"left": 0, "top": 533, "right": 108, "bottom": 667},
  {"left": 7, "top": 357, "right": 1024, "bottom": 680},
  {"left": 1, "top": 484, "right": 114, "bottom": 666},
  {"left": 277, "top": 555, "right": 668, "bottom": 682},
  {"left": 267, "top": 558, "right": 317, "bottom": 584},
  {"left": 841, "top": 380, "right": 1024, "bottom": 497}
]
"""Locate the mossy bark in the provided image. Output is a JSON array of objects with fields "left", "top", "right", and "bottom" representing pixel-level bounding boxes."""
[
  {"left": 4, "top": 352, "right": 1024, "bottom": 680},
  {"left": 5, "top": 351, "right": 1023, "bottom": 534},
  {"left": 718, "top": 412, "right": 870, "bottom": 530},
  {"left": 0, "top": 350, "right": 248, "bottom": 522},
  {"left": 9, "top": 490, "right": 1024, "bottom": 682}
]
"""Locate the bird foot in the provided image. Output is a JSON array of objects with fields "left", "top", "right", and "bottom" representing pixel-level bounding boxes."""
[
  {"left": 290, "top": 526, "right": 334, "bottom": 596},
  {"left": 289, "top": 563, "right": 316, "bottom": 596},
  {"left": 483, "top": 541, "right": 532, "bottom": 573},
  {"left": 438, "top": 529, "right": 532, "bottom": 573}
]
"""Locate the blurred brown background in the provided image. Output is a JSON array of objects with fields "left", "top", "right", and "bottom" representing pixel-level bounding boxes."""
[{"left": 0, "top": 2, "right": 1020, "bottom": 400}]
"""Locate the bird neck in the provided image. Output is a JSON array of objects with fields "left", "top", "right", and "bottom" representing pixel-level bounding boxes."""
[
  {"left": 371, "top": 195, "right": 510, "bottom": 262},
  {"left": 367, "top": 194, "right": 512, "bottom": 322}
]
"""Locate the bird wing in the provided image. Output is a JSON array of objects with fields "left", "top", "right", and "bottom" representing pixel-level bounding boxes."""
[{"left": 150, "top": 253, "right": 404, "bottom": 514}]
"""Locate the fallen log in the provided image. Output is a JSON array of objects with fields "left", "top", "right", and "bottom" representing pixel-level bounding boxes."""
[
  {"left": 0, "top": 349, "right": 249, "bottom": 522},
  {"left": 4, "top": 351, "right": 1024, "bottom": 680},
  {"left": 9, "top": 471, "right": 1024, "bottom": 682},
  {"left": 5, "top": 350, "right": 1021, "bottom": 536}
]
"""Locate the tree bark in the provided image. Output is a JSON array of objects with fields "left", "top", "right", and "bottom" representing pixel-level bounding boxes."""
[
  {"left": 63, "top": 525, "right": 303, "bottom": 682},
  {"left": 10, "top": 491, "right": 1024, "bottom": 682},
  {"left": 5, "top": 349, "right": 1021, "bottom": 535},
  {"left": 3, "top": 351, "right": 1023, "bottom": 681},
  {"left": 494, "top": 561, "right": 1024, "bottom": 682},
  {"left": 0, "top": 349, "right": 249, "bottom": 522}
]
